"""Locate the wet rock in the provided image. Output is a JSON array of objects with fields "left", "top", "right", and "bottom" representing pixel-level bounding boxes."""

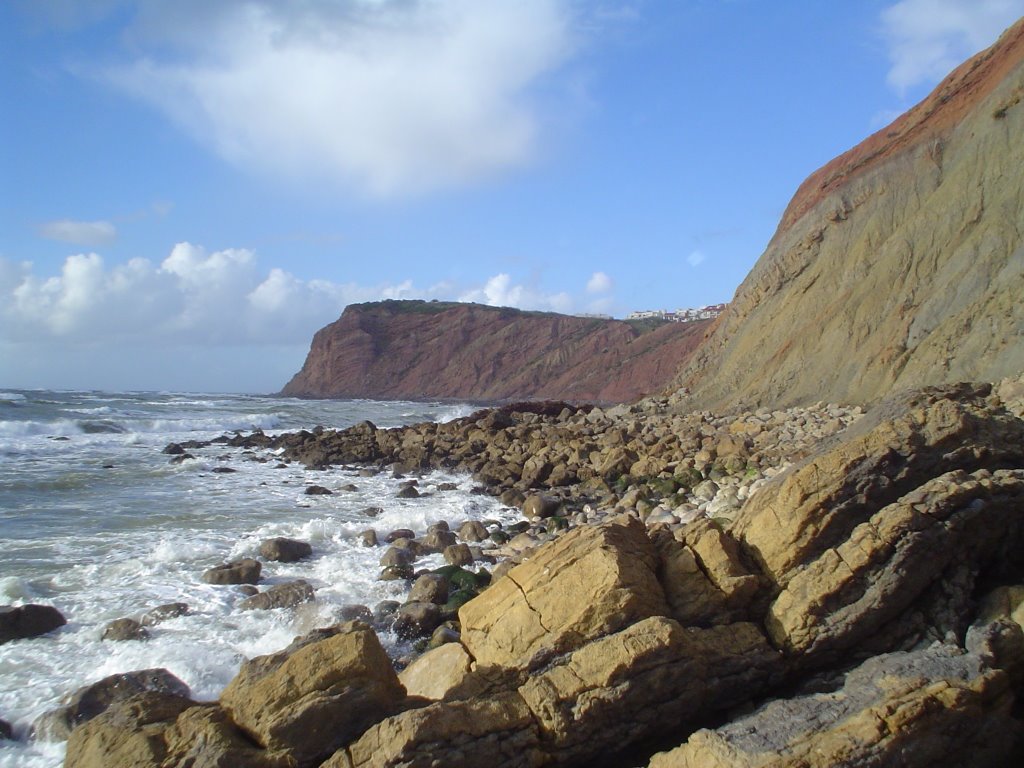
[
  {"left": 379, "top": 564, "right": 414, "bottom": 581},
  {"left": 379, "top": 546, "right": 415, "bottom": 568},
  {"left": 140, "top": 602, "right": 189, "bottom": 627},
  {"left": 239, "top": 580, "right": 316, "bottom": 611},
  {"left": 219, "top": 621, "right": 404, "bottom": 767},
  {"left": 211, "top": 466, "right": 237, "bottom": 474},
  {"left": 458, "top": 520, "right": 489, "bottom": 542},
  {"left": 338, "top": 604, "right": 372, "bottom": 623},
  {"left": 408, "top": 574, "right": 449, "bottom": 605},
  {"left": 385, "top": 528, "right": 415, "bottom": 543},
  {"left": 359, "top": 529, "right": 378, "bottom": 547},
  {"left": 421, "top": 528, "right": 457, "bottom": 551},
  {"left": 101, "top": 618, "right": 150, "bottom": 642},
  {"left": 0, "top": 604, "right": 66, "bottom": 644},
  {"left": 522, "top": 494, "right": 560, "bottom": 519},
  {"left": 394, "top": 601, "right": 443, "bottom": 639},
  {"left": 396, "top": 485, "right": 420, "bottom": 499},
  {"left": 258, "top": 537, "right": 313, "bottom": 563},
  {"left": 202, "top": 558, "right": 262, "bottom": 585},
  {"left": 372, "top": 601, "right": 401, "bottom": 625},
  {"left": 0, "top": 717, "right": 10, "bottom": 740},
  {"left": 443, "top": 543, "right": 474, "bottom": 567},
  {"left": 359, "top": 506, "right": 384, "bottom": 517},
  {"left": 304, "top": 485, "right": 333, "bottom": 495},
  {"left": 34, "top": 668, "right": 190, "bottom": 742}
]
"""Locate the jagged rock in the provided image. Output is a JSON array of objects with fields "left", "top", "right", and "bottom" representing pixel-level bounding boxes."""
[
  {"left": 239, "top": 580, "right": 316, "bottom": 611},
  {"left": 258, "top": 538, "right": 313, "bottom": 563},
  {"left": 203, "top": 559, "right": 262, "bottom": 585},
  {"left": 160, "top": 705, "right": 297, "bottom": 768},
  {"left": 140, "top": 602, "right": 189, "bottom": 626},
  {"left": 0, "top": 603, "right": 66, "bottom": 644},
  {"left": 649, "top": 644, "right": 1020, "bottom": 768},
  {"left": 34, "top": 668, "right": 190, "bottom": 742},
  {"left": 219, "top": 621, "right": 404, "bottom": 767},
  {"left": 398, "top": 642, "right": 474, "bottom": 701},
  {"left": 101, "top": 618, "right": 150, "bottom": 642},
  {"left": 459, "top": 516, "right": 669, "bottom": 669}
]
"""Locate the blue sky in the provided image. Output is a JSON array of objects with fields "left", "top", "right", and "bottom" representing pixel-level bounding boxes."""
[{"left": 2, "top": 0, "right": 1022, "bottom": 393}]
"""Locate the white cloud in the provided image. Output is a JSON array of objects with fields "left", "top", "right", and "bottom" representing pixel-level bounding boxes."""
[
  {"left": 457, "top": 272, "right": 573, "bottom": 313},
  {"left": 586, "top": 270, "right": 613, "bottom": 294},
  {"left": 101, "top": 0, "right": 576, "bottom": 198},
  {"left": 880, "top": 0, "right": 1024, "bottom": 93},
  {"left": 38, "top": 219, "right": 118, "bottom": 246},
  {"left": 687, "top": 250, "right": 705, "bottom": 267}
]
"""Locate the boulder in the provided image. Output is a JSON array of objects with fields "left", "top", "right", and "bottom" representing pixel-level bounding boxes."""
[
  {"left": 0, "top": 718, "right": 11, "bottom": 740},
  {"left": 649, "top": 644, "right": 1019, "bottom": 768},
  {"left": 407, "top": 574, "right": 449, "bottom": 605},
  {"left": 101, "top": 618, "right": 150, "bottom": 642},
  {"left": 219, "top": 621, "right": 405, "bottom": 767},
  {"left": 304, "top": 485, "right": 333, "bottom": 495},
  {"left": 421, "top": 528, "right": 457, "bottom": 551},
  {"left": 239, "top": 580, "right": 316, "bottom": 611},
  {"left": 522, "top": 494, "right": 560, "bottom": 519},
  {"left": 203, "top": 559, "right": 262, "bottom": 585},
  {"left": 259, "top": 538, "right": 313, "bottom": 563},
  {"left": 458, "top": 520, "right": 489, "bottom": 542},
  {"left": 393, "top": 602, "right": 443, "bottom": 639},
  {"left": 34, "top": 668, "right": 190, "bottom": 742},
  {"left": 140, "top": 602, "right": 189, "bottom": 627},
  {"left": 398, "top": 643, "right": 474, "bottom": 701},
  {"left": 160, "top": 704, "right": 297, "bottom": 768},
  {"left": 0, "top": 604, "right": 66, "bottom": 644},
  {"left": 443, "top": 543, "right": 474, "bottom": 567},
  {"left": 459, "top": 516, "right": 669, "bottom": 669}
]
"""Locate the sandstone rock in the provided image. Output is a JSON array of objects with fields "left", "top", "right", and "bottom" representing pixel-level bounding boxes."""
[
  {"left": 239, "top": 580, "right": 316, "bottom": 611},
  {"left": 160, "top": 704, "right": 297, "bottom": 768},
  {"left": 203, "top": 559, "right": 262, "bottom": 585},
  {"left": 0, "top": 604, "right": 66, "bottom": 644},
  {"left": 34, "top": 668, "right": 190, "bottom": 742},
  {"left": 459, "top": 516, "right": 669, "bottom": 669},
  {"left": 521, "top": 494, "right": 560, "bottom": 519},
  {"left": 219, "top": 621, "right": 404, "bottom": 767},
  {"left": 649, "top": 644, "right": 1019, "bottom": 768},
  {"left": 258, "top": 538, "right": 313, "bottom": 563},
  {"left": 398, "top": 642, "right": 474, "bottom": 701},
  {"left": 101, "top": 618, "right": 150, "bottom": 642}
]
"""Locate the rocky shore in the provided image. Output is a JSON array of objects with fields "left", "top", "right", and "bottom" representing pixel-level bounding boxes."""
[{"left": 12, "top": 373, "right": 1016, "bottom": 767}]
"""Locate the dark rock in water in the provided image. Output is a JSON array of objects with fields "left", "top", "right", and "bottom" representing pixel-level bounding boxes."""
[
  {"left": 32, "top": 668, "right": 190, "bottom": 742},
  {"left": 436, "top": 482, "right": 458, "bottom": 491},
  {"left": 394, "top": 602, "right": 443, "bottom": 639},
  {"left": 385, "top": 528, "right": 416, "bottom": 543},
  {"left": 162, "top": 443, "right": 186, "bottom": 455},
  {"left": 380, "top": 546, "right": 415, "bottom": 568},
  {"left": 0, "top": 604, "right": 66, "bottom": 644},
  {"left": 360, "top": 506, "right": 384, "bottom": 517},
  {"left": 305, "top": 484, "right": 333, "bottom": 495},
  {"left": 211, "top": 466, "right": 237, "bottom": 474},
  {"left": 339, "top": 483, "right": 359, "bottom": 492},
  {"left": 0, "top": 718, "right": 12, "bottom": 740},
  {"left": 202, "top": 559, "right": 261, "bottom": 585},
  {"left": 379, "top": 564, "right": 414, "bottom": 581},
  {"left": 339, "top": 604, "right": 372, "bottom": 623},
  {"left": 239, "top": 580, "right": 315, "bottom": 611},
  {"left": 396, "top": 485, "right": 420, "bottom": 499},
  {"left": 237, "top": 585, "right": 259, "bottom": 597},
  {"left": 359, "top": 529, "right": 379, "bottom": 547},
  {"left": 169, "top": 453, "right": 195, "bottom": 464},
  {"left": 373, "top": 601, "right": 401, "bottom": 625},
  {"left": 408, "top": 574, "right": 449, "bottom": 605},
  {"left": 443, "top": 543, "right": 474, "bottom": 567},
  {"left": 101, "top": 618, "right": 149, "bottom": 642},
  {"left": 80, "top": 420, "right": 126, "bottom": 434},
  {"left": 258, "top": 537, "right": 313, "bottom": 563},
  {"left": 140, "top": 602, "right": 189, "bottom": 627},
  {"left": 421, "top": 528, "right": 457, "bottom": 552},
  {"left": 50, "top": 436, "right": 70, "bottom": 441}
]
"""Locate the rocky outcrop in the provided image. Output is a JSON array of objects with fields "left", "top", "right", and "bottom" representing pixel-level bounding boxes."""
[
  {"left": 281, "top": 301, "right": 710, "bottom": 403},
  {"left": 676, "top": 17, "right": 1024, "bottom": 410}
]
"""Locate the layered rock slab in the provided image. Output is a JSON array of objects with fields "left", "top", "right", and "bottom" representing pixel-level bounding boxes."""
[{"left": 648, "top": 644, "right": 1020, "bottom": 768}]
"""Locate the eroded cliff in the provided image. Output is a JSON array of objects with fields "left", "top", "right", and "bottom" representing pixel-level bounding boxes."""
[
  {"left": 281, "top": 301, "right": 710, "bottom": 403},
  {"left": 677, "top": 17, "right": 1024, "bottom": 410}
]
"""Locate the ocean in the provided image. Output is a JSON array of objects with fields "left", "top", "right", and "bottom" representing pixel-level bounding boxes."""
[{"left": 0, "top": 390, "right": 517, "bottom": 767}]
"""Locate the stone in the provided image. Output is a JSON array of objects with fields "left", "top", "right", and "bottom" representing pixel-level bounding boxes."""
[
  {"left": 140, "top": 602, "right": 189, "bottom": 626},
  {"left": 407, "top": 574, "right": 449, "bottom": 605},
  {"left": 522, "top": 494, "right": 560, "bottom": 519},
  {"left": 459, "top": 516, "right": 670, "bottom": 669},
  {"left": 649, "top": 644, "right": 1019, "bottom": 768},
  {"left": 203, "top": 559, "right": 262, "bottom": 585},
  {"left": 393, "top": 602, "right": 442, "bottom": 639},
  {"left": 385, "top": 528, "right": 416, "bottom": 543},
  {"left": 0, "top": 604, "right": 66, "bottom": 644},
  {"left": 396, "top": 485, "right": 420, "bottom": 499},
  {"left": 304, "top": 485, "right": 333, "bottom": 495},
  {"left": 359, "top": 529, "right": 378, "bottom": 547},
  {"left": 379, "top": 546, "right": 415, "bottom": 568},
  {"left": 443, "top": 543, "right": 474, "bottom": 567},
  {"left": 0, "top": 717, "right": 10, "bottom": 740},
  {"left": 101, "top": 618, "right": 150, "bottom": 642},
  {"left": 258, "top": 538, "right": 313, "bottom": 563},
  {"left": 239, "top": 580, "right": 316, "bottom": 611},
  {"left": 398, "top": 642, "right": 473, "bottom": 700},
  {"left": 34, "top": 668, "right": 190, "bottom": 742},
  {"left": 160, "top": 704, "right": 297, "bottom": 768},
  {"left": 458, "top": 520, "right": 489, "bottom": 542},
  {"left": 421, "top": 528, "right": 457, "bottom": 551},
  {"left": 219, "top": 621, "right": 404, "bottom": 767}
]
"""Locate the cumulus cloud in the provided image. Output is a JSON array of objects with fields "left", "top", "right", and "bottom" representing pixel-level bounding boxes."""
[
  {"left": 880, "top": 0, "right": 1024, "bottom": 92},
  {"left": 38, "top": 219, "right": 118, "bottom": 246},
  {"left": 458, "top": 272, "right": 573, "bottom": 314},
  {"left": 586, "top": 271, "right": 613, "bottom": 294},
  {"left": 99, "top": 0, "right": 575, "bottom": 198}
]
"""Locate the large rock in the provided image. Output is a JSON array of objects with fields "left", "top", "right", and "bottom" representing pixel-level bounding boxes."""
[
  {"left": 35, "top": 667, "right": 189, "bottom": 741},
  {"left": 0, "top": 604, "right": 66, "bottom": 644},
  {"left": 203, "top": 559, "right": 262, "bottom": 585},
  {"left": 459, "top": 516, "right": 669, "bottom": 669},
  {"left": 239, "top": 581, "right": 316, "bottom": 611},
  {"left": 219, "top": 622, "right": 405, "bottom": 767},
  {"left": 649, "top": 644, "right": 1020, "bottom": 768},
  {"left": 398, "top": 643, "right": 474, "bottom": 701},
  {"left": 258, "top": 538, "right": 313, "bottom": 563}
]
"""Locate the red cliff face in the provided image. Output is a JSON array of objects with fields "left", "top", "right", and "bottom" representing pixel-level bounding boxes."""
[{"left": 281, "top": 301, "right": 710, "bottom": 403}]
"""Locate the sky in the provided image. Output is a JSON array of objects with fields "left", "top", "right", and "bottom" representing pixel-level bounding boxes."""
[{"left": 2, "top": 0, "right": 1023, "bottom": 393}]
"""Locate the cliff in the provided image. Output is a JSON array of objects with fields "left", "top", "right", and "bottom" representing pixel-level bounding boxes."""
[
  {"left": 676, "top": 17, "right": 1024, "bottom": 410},
  {"left": 281, "top": 301, "right": 710, "bottom": 403}
]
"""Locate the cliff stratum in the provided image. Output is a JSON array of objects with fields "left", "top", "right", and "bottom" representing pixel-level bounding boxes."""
[
  {"left": 281, "top": 301, "right": 709, "bottom": 403},
  {"left": 678, "top": 17, "right": 1024, "bottom": 410}
]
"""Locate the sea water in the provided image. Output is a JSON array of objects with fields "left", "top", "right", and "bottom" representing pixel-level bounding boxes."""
[{"left": 0, "top": 390, "right": 514, "bottom": 767}]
